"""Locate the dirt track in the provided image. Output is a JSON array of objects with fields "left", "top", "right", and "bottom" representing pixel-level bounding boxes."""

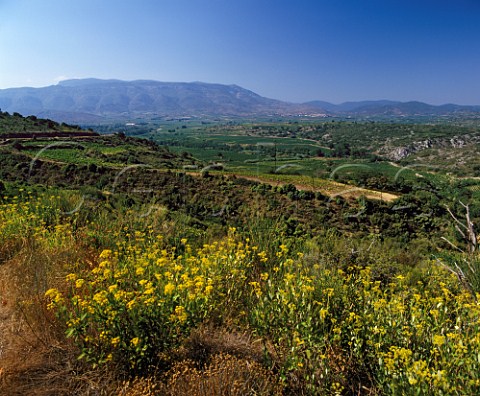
[{"left": 234, "top": 174, "right": 398, "bottom": 202}]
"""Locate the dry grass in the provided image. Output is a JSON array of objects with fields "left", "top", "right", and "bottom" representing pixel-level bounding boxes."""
[
  {"left": 0, "top": 238, "right": 24, "bottom": 265},
  {"left": 158, "top": 354, "right": 282, "bottom": 396},
  {"left": 155, "top": 327, "right": 283, "bottom": 396},
  {"left": 179, "top": 326, "right": 267, "bottom": 366},
  {"left": 0, "top": 237, "right": 115, "bottom": 396}
]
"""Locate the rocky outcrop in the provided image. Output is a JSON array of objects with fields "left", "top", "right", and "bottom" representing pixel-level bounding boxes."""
[
  {"left": 450, "top": 137, "right": 466, "bottom": 148},
  {"left": 388, "top": 135, "right": 479, "bottom": 160},
  {"left": 389, "top": 139, "right": 432, "bottom": 160}
]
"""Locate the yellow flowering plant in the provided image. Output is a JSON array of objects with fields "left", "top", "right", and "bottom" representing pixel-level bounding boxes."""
[{"left": 45, "top": 229, "right": 259, "bottom": 371}]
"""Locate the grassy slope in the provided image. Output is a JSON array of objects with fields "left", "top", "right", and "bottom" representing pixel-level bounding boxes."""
[{"left": 0, "top": 110, "right": 87, "bottom": 134}]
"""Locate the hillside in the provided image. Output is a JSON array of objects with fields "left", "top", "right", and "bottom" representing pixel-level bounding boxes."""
[
  {"left": 0, "top": 110, "right": 96, "bottom": 137},
  {"left": 0, "top": 111, "right": 197, "bottom": 182}
]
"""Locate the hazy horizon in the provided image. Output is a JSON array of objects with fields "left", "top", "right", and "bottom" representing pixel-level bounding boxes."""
[{"left": 1, "top": 0, "right": 479, "bottom": 105}]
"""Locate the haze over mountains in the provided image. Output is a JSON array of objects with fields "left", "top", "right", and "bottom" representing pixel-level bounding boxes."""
[{"left": 0, "top": 78, "right": 478, "bottom": 123}]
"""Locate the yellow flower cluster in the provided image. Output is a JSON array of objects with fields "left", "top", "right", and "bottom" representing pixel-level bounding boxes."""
[
  {"left": 247, "top": 259, "right": 480, "bottom": 394},
  {"left": 45, "top": 229, "right": 261, "bottom": 370},
  {"left": 0, "top": 193, "right": 75, "bottom": 248}
]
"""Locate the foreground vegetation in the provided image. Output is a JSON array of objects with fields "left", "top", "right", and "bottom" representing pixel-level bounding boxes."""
[{"left": 0, "top": 183, "right": 479, "bottom": 395}]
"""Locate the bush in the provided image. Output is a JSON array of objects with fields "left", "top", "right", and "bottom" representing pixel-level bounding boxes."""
[{"left": 45, "top": 230, "right": 259, "bottom": 372}]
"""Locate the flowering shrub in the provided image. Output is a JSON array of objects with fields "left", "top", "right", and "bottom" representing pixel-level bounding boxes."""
[
  {"left": 45, "top": 229, "right": 259, "bottom": 371},
  {"left": 250, "top": 260, "right": 480, "bottom": 394}
]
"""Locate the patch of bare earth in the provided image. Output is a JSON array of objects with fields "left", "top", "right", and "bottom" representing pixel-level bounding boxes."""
[
  {"left": 0, "top": 242, "right": 120, "bottom": 395},
  {"left": 234, "top": 174, "right": 399, "bottom": 202}
]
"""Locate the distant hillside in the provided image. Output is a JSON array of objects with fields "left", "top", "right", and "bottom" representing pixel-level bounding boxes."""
[
  {"left": 0, "top": 79, "right": 479, "bottom": 123},
  {"left": 305, "top": 100, "right": 480, "bottom": 116},
  {"left": 0, "top": 79, "right": 317, "bottom": 123}
]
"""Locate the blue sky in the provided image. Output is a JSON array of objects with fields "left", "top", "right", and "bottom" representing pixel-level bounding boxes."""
[{"left": 0, "top": 0, "right": 479, "bottom": 104}]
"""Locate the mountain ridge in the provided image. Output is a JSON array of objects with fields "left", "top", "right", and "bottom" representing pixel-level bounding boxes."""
[{"left": 0, "top": 78, "right": 479, "bottom": 123}]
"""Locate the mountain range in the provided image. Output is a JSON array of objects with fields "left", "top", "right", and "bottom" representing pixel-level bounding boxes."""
[{"left": 0, "top": 78, "right": 478, "bottom": 123}]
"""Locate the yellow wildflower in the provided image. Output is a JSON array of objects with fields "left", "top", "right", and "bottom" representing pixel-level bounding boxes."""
[
  {"left": 205, "top": 285, "right": 214, "bottom": 296},
  {"left": 164, "top": 283, "right": 175, "bottom": 295},
  {"left": 432, "top": 335, "right": 446, "bottom": 346},
  {"left": 66, "top": 273, "right": 77, "bottom": 282},
  {"left": 99, "top": 249, "right": 112, "bottom": 259}
]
